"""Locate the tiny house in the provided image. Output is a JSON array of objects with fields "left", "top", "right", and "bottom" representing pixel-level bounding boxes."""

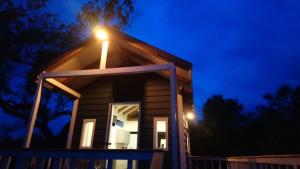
[{"left": 22, "top": 28, "right": 194, "bottom": 169}]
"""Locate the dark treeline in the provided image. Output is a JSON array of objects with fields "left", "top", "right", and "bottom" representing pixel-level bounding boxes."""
[{"left": 190, "top": 84, "right": 300, "bottom": 156}]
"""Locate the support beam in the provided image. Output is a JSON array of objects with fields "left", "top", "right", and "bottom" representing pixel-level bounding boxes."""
[
  {"left": 45, "top": 78, "right": 81, "bottom": 99},
  {"left": 119, "top": 106, "right": 135, "bottom": 114},
  {"left": 100, "top": 41, "right": 109, "bottom": 69},
  {"left": 170, "top": 64, "right": 180, "bottom": 169},
  {"left": 66, "top": 99, "right": 79, "bottom": 149},
  {"left": 41, "top": 64, "right": 171, "bottom": 78},
  {"left": 177, "top": 94, "right": 187, "bottom": 169},
  {"left": 123, "top": 106, "right": 139, "bottom": 115},
  {"left": 117, "top": 106, "right": 129, "bottom": 112},
  {"left": 24, "top": 78, "right": 44, "bottom": 148}
]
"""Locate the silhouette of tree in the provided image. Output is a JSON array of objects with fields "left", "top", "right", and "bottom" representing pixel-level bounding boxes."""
[
  {"left": 253, "top": 85, "right": 300, "bottom": 154},
  {"left": 0, "top": 0, "right": 134, "bottom": 147},
  {"left": 190, "top": 95, "right": 247, "bottom": 156},
  {"left": 190, "top": 85, "right": 300, "bottom": 156}
]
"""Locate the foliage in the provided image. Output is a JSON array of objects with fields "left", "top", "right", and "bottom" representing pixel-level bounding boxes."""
[
  {"left": 190, "top": 85, "right": 300, "bottom": 156},
  {"left": 0, "top": 0, "right": 134, "bottom": 148}
]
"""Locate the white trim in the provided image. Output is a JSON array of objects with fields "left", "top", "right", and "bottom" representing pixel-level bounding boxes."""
[
  {"left": 153, "top": 117, "right": 169, "bottom": 150},
  {"left": 45, "top": 78, "right": 81, "bottom": 98},
  {"left": 100, "top": 41, "right": 109, "bottom": 69},
  {"left": 105, "top": 102, "right": 141, "bottom": 150},
  {"left": 66, "top": 99, "right": 79, "bottom": 149},
  {"left": 24, "top": 78, "right": 44, "bottom": 148},
  {"left": 170, "top": 64, "right": 180, "bottom": 169},
  {"left": 177, "top": 94, "right": 187, "bottom": 169},
  {"left": 79, "top": 119, "right": 96, "bottom": 149},
  {"left": 104, "top": 103, "right": 112, "bottom": 149},
  {"left": 40, "top": 64, "right": 171, "bottom": 78}
]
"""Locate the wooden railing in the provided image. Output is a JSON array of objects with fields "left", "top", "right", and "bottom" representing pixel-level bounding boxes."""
[
  {"left": 0, "top": 149, "right": 164, "bottom": 169},
  {"left": 188, "top": 155, "right": 300, "bottom": 169}
]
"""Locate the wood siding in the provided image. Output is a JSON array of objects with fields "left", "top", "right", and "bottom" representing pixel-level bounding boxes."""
[
  {"left": 71, "top": 78, "right": 113, "bottom": 149},
  {"left": 71, "top": 73, "right": 172, "bottom": 168}
]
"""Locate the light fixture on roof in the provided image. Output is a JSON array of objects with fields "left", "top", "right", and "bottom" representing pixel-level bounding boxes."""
[
  {"left": 93, "top": 26, "right": 109, "bottom": 69},
  {"left": 94, "top": 26, "right": 109, "bottom": 41},
  {"left": 186, "top": 112, "right": 195, "bottom": 120}
]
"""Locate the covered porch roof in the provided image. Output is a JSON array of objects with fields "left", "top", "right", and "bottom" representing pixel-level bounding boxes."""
[{"left": 39, "top": 29, "right": 193, "bottom": 93}]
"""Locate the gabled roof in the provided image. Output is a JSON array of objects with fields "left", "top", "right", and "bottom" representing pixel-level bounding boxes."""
[{"left": 41, "top": 28, "right": 192, "bottom": 91}]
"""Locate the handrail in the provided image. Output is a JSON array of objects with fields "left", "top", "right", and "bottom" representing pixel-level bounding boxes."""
[
  {"left": 188, "top": 155, "right": 300, "bottom": 169},
  {"left": 0, "top": 148, "right": 164, "bottom": 169}
]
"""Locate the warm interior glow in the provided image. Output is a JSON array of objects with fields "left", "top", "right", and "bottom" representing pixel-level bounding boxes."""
[
  {"left": 81, "top": 121, "right": 95, "bottom": 147},
  {"left": 154, "top": 118, "right": 168, "bottom": 149},
  {"left": 94, "top": 26, "right": 108, "bottom": 40},
  {"left": 186, "top": 112, "right": 195, "bottom": 120}
]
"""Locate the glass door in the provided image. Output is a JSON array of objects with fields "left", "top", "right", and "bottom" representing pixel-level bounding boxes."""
[{"left": 107, "top": 102, "right": 140, "bottom": 169}]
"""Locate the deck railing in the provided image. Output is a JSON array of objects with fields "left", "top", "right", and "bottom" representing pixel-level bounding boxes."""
[
  {"left": 188, "top": 155, "right": 300, "bottom": 169},
  {"left": 0, "top": 149, "right": 164, "bottom": 169}
]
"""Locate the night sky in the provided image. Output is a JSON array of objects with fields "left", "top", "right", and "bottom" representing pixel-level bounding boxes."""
[{"left": 47, "top": 0, "right": 300, "bottom": 115}]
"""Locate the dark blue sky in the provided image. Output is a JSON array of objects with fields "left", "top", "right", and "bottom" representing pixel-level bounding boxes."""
[{"left": 47, "top": 0, "right": 300, "bottom": 115}]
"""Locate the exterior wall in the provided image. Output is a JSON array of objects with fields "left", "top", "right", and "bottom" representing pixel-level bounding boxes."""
[
  {"left": 71, "top": 74, "right": 172, "bottom": 163},
  {"left": 71, "top": 78, "right": 114, "bottom": 148}
]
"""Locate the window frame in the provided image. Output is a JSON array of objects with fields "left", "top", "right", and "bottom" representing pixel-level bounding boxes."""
[
  {"left": 79, "top": 119, "right": 96, "bottom": 149},
  {"left": 153, "top": 117, "right": 169, "bottom": 150}
]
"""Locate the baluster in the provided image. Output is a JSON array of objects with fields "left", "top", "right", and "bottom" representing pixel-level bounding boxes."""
[
  {"left": 127, "top": 160, "right": 133, "bottom": 169},
  {"left": 107, "top": 159, "right": 113, "bottom": 169},
  {"left": 0, "top": 156, "right": 12, "bottom": 169},
  {"left": 88, "top": 159, "right": 94, "bottom": 169},
  {"left": 62, "top": 159, "right": 69, "bottom": 169},
  {"left": 70, "top": 158, "right": 77, "bottom": 169},
  {"left": 211, "top": 160, "right": 214, "bottom": 169},
  {"left": 204, "top": 160, "right": 207, "bottom": 169},
  {"left": 188, "top": 158, "right": 192, "bottom": 169},
  {"left": 196, "top": 159, "right": 200, "bottom": 169},
  {"left": 36, "top": 157, "right": 45, "bottom": 169},
  {"left": 53, "top": 158, "right": 61, "bottom": 169},
  {"left": 46, "top": 158, "right": 52, "bottom": 169},
  {"left": 195, "top": 159, "right": 203, "bottom": 169},
  {"left": 15, "top": 157, "right": 28, "bottom": 169}
]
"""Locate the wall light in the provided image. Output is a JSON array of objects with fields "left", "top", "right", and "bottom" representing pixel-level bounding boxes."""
[{"left": 186, "top": 112, "right": 195, "bottom": 120}]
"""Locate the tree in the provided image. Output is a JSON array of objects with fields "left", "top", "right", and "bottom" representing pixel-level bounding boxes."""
[
  {"left": 0, "top": 0, "right": 134, "bottom": 147},
  {"left": 190, "top": 95, "right": 246, "bottom": 156},
  {"left": 253, "top": 85, "right": 300, "bottom": 154},
  {"left": 190, "top": 85, "right": 300, "bottom": 156}
]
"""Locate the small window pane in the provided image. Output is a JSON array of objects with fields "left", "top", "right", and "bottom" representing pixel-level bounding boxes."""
[
  {"left": 154, "top": 118, "right": 168, "bottom": 149},
  {"left": 81, "top": 120, "right": 95, "bottom": 148}
]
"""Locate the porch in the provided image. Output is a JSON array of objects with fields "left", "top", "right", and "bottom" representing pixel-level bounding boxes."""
[
  {"left": 18, "top": 63, "right": 182, "bottom": 169},
  {"left": 0, "top": 149, "right": 164, "bottom": 169}
]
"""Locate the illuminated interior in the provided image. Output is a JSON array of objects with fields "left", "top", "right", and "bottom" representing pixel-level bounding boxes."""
[
  {"left": 108, "top": 103, "right": 140, "bottom": 169},
  {"left": 154, "top": 118, "right": 168, "bottom": 149}
]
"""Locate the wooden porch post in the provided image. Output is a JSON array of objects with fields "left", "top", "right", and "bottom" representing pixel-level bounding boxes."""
[
  {"left": 177, "top": 94, "right": 187, "bottom": 169},
  {"left": 23, "top": 77, "right": 44, "bottom": 148},
  {"left": 66, "top": 99, "right": 79, "bottom": 149},
  {"left": 170, "top": 63, "right": 180, "bottom": 169}
]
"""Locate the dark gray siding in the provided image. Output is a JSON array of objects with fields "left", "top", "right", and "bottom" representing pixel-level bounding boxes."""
[
  {"left": 71, "top": 78, "right": 113, "bottom": 149},
  {"left": 71, "top": 73, "right": 172, "bottom": 168}
]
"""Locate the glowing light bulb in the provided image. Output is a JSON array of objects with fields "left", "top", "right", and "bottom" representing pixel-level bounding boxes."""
[
  {"left": 94, "top": 26, "right": 108, "bottom": 41},
  {"left": 186, "top": 112, "right": 195, "bottom": 120}
]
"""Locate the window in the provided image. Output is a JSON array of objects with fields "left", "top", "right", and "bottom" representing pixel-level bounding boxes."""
[
  {"left": 80, "top": 119, "right": 96, "bottom": 148},
  {"left": 153, "top": 117, "right": 168, "bottom": 150}
]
